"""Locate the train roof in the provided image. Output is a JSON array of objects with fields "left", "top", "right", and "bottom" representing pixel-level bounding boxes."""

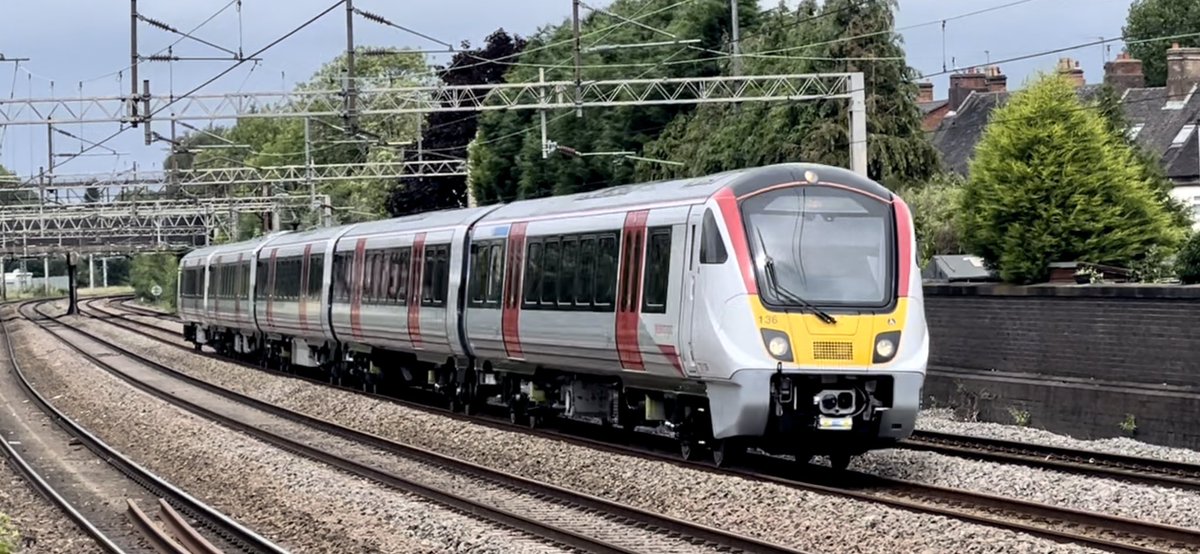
[
  {"left": 476, "top": 163, "right": 891, "bottom": 223},
  {"left": 337, "top": 205, "right": 500, "bottom": 242},
  {"left": 179, "top": 232, "right": 289, "bottom": 265}
]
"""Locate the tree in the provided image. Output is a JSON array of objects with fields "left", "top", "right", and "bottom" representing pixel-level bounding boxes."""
[
  {"left": 469, "top": 0, "right": 758, "bottom": 204},
  {"left": 165, "top": 49, "right": 429, "bottom": 234},
  {"left": 387, "top": 29, "right": 527, "bottom": 217},
  {"left": 1176, "top": 232, "right": 1200, "bottom": 284},
  {"left": 639, "top": 0, "right": 940, "bottom": 189},
  {"left": 1094, "top": 83, "right": 1193, "bottom": 229},
  {"left": 901, "top": 172, "right": 966, "bottom": 267},
  {"left": 1124, "top": 0, "right": 1200, "bottom": 87},
  {"left": 958, "top": 73, "right": 1186, "bottom": 284},
  {"left": 130, "top": 253, "right": 178, "bottom": 310}
]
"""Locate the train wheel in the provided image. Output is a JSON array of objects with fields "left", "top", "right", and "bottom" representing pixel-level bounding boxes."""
[
  {"left": 711, "top": 440, "right": 741, "bottom": 468},
  {"left": 829, "top": 453, "right": 852, "bottom": 471},
  {"left": 680, "top": 440, "right": 704, "bottom": 462}
]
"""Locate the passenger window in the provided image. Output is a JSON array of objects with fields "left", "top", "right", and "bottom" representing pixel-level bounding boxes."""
[
  {"left": 542, "top": 239, "right": 560, "bottom": 306},
  {"left": 469, "top": 244, "right": 486, "bottom": 305},
  {"left": 559, "top": 238, "right": 579, "bottom": 306},
  {"left": 643, "top": 228, "right": 672, "bottom": 313},
  {"left": 396, "top": 249, "right": 410, "bottom": 305},
  {"left": 524, "top": 242, "right": 543, "bottom": 306},
  {"left": 487, "top": 244, "right": 503, "bottom": 306},
  {"left": 595, "top": 234, "right": 617, "bottom": 307},
  {"left": 700, "top": 208, "right": 728, "bottom": 264},
  {"left": 576, "top": 237, "right": 596, "bottom": 307}
]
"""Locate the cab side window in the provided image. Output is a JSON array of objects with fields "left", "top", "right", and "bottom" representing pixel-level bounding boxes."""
[{"left": 700, "top": 208, "right": 728, "bottom": 264}]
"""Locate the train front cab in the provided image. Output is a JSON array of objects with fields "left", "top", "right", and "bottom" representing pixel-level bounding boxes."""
[{"left": 689, "top": 166, "right": 928, "bottom": 467}]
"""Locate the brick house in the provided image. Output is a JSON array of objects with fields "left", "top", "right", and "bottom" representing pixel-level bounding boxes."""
[{"left": 924, "top": 45, "right": 1200, "bottom": 229}]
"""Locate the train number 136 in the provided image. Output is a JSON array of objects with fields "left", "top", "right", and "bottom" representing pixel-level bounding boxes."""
[{"left": 757, "top": 314, "right": 780, "bottom": 326}]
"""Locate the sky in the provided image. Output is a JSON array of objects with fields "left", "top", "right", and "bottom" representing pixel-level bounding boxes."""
[{"left": 0, "top": 0, "right": 1139, "bottom": 178}]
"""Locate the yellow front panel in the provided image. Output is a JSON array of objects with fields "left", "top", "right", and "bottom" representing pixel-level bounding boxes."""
[{"left": 750, "top": 296, "right": 909, "bottom": 367}]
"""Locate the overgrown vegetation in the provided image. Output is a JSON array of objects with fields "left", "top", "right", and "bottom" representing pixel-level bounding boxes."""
[
  {"left": 638, "top": 0, "right": 939, "bottom": 189},
  {"left": 130, "top": 253, "right": 179, "bottom": 311},
  {"left": 1176, "top": 232, "right": 1200, "bottom": 284},
  {"left": 958, "top": 73, "right": 1186, "bottom": 284},
  {"left": 0, "top": 512, "right": 17, "bottom": 554},
  {"left": 901, "top": 173, "right": 966, "bottom": 267}
]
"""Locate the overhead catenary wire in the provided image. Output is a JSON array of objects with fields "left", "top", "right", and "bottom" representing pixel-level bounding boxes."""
[{"left": 17, "top": 0, "right": 349, "bottom": 185}]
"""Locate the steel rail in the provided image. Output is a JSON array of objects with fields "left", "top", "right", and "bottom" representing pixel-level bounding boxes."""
[
  {"left": 16, "top": 300, "right": 289, "bottom": 554},
  {"left": 903, "top": 430, "right": 1200, "bottom": 491},
  {"left": 47, "top": 300, "right": 804, "bottom": 554},
  {"left": 85, "top": 296, "right": 1200, "bottom": 554},
  {"left": 125, "top": 499, "right": 189, "bottom": 554},
  {"left": 0, "top": 311, "right": 127, "bottom": 554}
]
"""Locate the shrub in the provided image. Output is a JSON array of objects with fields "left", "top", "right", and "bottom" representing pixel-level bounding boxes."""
[
  {"left": 1177, "top": 232, "right": 1200, "bottom": 284},
  {"left": 958, "top": 73, "right": 1186, "bottom": 284}
]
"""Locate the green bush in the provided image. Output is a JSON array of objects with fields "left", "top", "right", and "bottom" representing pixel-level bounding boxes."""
[
  {"left": 130, "top": 253, "right": 179, "bottom": 311},
  {"left": 1177, "top": 232, "right": 1200, "bottom": 284},
  {"left": 0, "top": 512, "right": 17, "bottom": 554},
  {"left": 901, "top": 173, "right": 966, "bottom": 267},
  {"left": 958, "top": 73, "right": 1186, "bottom": 284}
]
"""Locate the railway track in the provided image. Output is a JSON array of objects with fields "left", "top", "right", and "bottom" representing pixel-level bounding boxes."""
[
  {"left": 80, "top": 296, "right": 1200, "bottom": 554},
  {"left": 2, "top": 300, "right": 288, "bottom": 554},
  {"left": 45, "top": 298, "right": 807, "bottom": 554},
  {"left": 902, "top": 429, "right": 1200, "bottom": 492},
  {"left": 105, "top": 296, "right": 1200, "bottom": 491}
]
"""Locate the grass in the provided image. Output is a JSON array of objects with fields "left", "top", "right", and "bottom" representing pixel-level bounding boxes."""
[{"left": 0, "top": 512, "right": 18, "bottom": 554}]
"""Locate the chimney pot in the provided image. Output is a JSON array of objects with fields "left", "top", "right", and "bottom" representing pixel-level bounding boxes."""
[
  {"left": 1166, "top": 45, "right": 1200, "bottom": 101},
  {"left": 1057, "top": 56, "right": 1086, "bottom": 88},
  {"left": 1105, "top": 51, "right": 1145, "bottom": 95}
]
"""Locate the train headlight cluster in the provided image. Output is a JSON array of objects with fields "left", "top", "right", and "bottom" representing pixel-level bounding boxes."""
[
  {"left": 761, "top": 329, "right": 793, "bottom": 362},
  {"left": 873, "top": 331, "right": 902, "bottom": 363}
]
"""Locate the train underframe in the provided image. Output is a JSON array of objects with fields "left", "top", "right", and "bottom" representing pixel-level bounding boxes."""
[{"left": 188, "top": 326, "right": 901, "bottom": 469}]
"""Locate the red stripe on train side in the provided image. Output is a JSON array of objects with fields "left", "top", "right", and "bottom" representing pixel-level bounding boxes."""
[
  {"left": 657, "top": 344, "right": 685, "bottom": 376},
  {"left": 266, "top": 249, "right": 278, "bottom": 328},
  {"left": 299, "top": 243, "right": 313, "bottom": 333},
  {"left": 616, "top": 210, "right": 649, "bottom": 371},
  {"left": 408, "top": 233, "right": 427, "bottom": 349},
  {"left": 893, "top": 196, "right": 914, "bottom": 297},
  {"left": 502, "top": 222, "right": 528, "bottom": 359},
  {"left": 713, "top": 187, "right": 758, "bottom": 295},
  {"left": 350, "top": 238, "right": 367, "bottom": 342}
]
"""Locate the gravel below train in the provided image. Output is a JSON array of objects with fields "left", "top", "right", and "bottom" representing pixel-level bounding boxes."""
[
  {"left": 11, "top": 312, "right": 568, "bottom": 554},
  {"left": 70, "top": 313, "right": 1114, "bottom": 554}
]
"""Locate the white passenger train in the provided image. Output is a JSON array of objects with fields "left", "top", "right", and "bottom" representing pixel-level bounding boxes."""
[{"left": 178, "top": 163, "right": 928, "bottom": 467}]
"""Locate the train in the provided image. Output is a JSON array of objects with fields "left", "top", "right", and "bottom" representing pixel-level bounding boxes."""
[{"left": 177, "top": 162, "right": 928, "bottom": 468}]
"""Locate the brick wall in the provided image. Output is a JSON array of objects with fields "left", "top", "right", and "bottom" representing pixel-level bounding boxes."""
[
  {"left": 925, "top": 284, "right": 1200, "bottom": 387},
  {"left": 921, "top": 284, "right": 1200, "bottom": 449}
]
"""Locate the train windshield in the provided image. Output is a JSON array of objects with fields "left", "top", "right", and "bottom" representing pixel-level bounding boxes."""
[{"left": 741, "top": 185, "right": 893, "bottom": 308}]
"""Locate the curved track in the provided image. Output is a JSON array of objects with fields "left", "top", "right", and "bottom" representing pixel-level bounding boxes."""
[
  {"left": 51, "top": 298, "right": 808, "bottom": 554},
  {"left": 5, "top": 299, "right": 288, "bottom": 554},
  {"left": 105, "top": 297, "right": 1200, "bottom": 492},
  {"left": 83, "top": 296, "right": 1200, "bottom": 554}
]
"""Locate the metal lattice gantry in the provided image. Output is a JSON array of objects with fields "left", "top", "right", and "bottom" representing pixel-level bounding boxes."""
[
  {"left": 0, "top": 194, "right": 328, "bottom": 256},
  {"left": 0, "top": 72, "right": 866, "bottom": 252},
  {"left": 0, "top": 160, "right": 468, "bottom": 191},
  {"left": 1, "top": 73, "right": 861, "bottom": 123}
]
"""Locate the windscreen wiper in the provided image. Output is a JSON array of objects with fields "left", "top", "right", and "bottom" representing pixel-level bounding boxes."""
[{"left": 754, "top": 227, "right": 837, "bottom": 325}]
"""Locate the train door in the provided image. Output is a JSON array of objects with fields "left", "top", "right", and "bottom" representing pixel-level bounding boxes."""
[{"left": 677, "top": 205, "right": 704, "bottom": 377}]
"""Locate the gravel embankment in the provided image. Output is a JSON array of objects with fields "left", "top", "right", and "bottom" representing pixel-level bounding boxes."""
[
  {"left": 12, "top": 313, "right": 566, "bottom": 554},
  {"left": 917, "top": 408, "right": 1200, "bottom": 466},
  {"left": 68, "top": 314, "right": 1112, "bottom": 554},
  {"left": 0, "top": 459, "right": 105, "bottom": 554}
]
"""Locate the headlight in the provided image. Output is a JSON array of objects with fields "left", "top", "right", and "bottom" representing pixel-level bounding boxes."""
[
  {"left": 875, "top": 338, "right": 895, "bottom": 359},
  {"left": 760, "top": 329, "right": 793, "bottom": 362},
  {"left": 872, "top": 331, "right": 901, "bottom": 363},
  {"left": 768, "top": 336, "right": 789, "bottom": 358}
]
